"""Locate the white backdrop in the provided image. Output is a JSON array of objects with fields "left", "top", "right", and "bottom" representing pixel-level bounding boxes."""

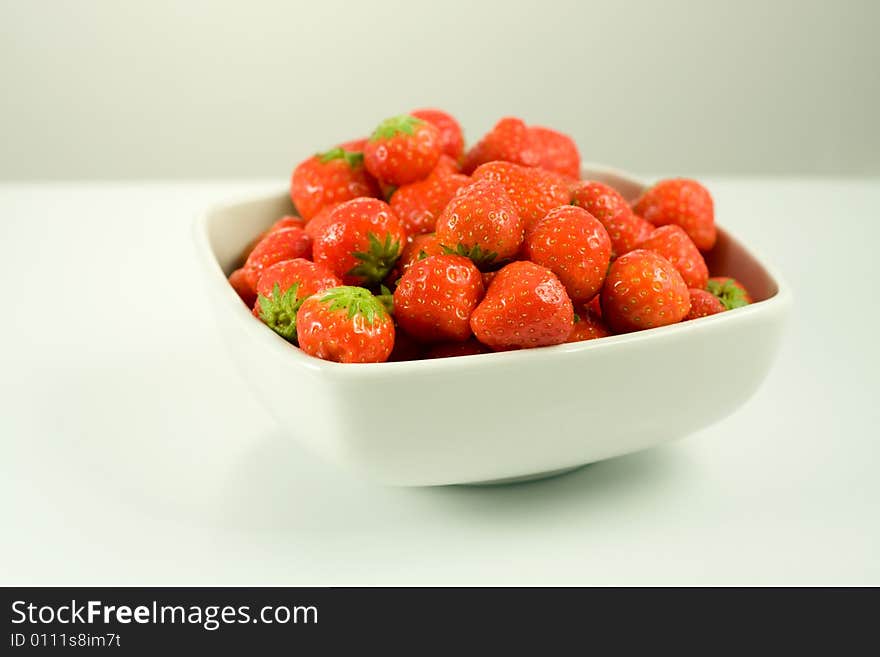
[{"left": 1, "top": 0, "right": 877, "bottom": 179}]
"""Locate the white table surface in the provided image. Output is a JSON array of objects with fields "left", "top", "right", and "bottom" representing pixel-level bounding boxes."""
[{"left": 1, "top": 178, "right": 878, "bottom": 586}]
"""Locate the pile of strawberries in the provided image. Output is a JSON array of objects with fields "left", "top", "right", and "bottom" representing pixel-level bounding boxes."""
[{"left": 228, "top": 110, "right": 753, "bottom": 363}]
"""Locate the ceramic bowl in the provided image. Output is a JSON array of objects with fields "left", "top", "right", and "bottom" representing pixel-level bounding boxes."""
[{"left": 193, "top": 166, "right": 791, "bottom": 486}]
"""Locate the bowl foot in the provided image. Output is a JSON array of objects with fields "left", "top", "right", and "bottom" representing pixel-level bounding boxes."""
[{"left": 458, "top": 464, "right": 589, "bottom": 487}]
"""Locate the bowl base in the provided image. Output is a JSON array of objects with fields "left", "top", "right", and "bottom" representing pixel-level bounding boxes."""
[{"left": 457, "top": 464, "right": 589, "bottom": 487}]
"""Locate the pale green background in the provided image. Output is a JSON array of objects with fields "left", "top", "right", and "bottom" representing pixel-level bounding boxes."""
[{"left": 1, "top": 0, "right": 878, "bottom": 179}]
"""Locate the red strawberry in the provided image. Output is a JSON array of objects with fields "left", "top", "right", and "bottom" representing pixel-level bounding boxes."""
[
  {"left": 636, "top": 224, "right": 708, "bottom": 289},
  {"left": 430, "top": 154, "right": 462, "bottom": 177},
  {"left": 304, "top": 204, "right": 339, "bottom": 240},
  {"left": 571, "top": 180, "right": 652, "bottom": 257},
  {"left": 435, "top": 179, "right": 524, "bottom": 266},
  {"left": 390, "top": 168, "right": 470, "bottom": 235},
  {"left": 686, "top": 288, "right": 726, "bottom": 320},
  {"left": 290, "top": 145, "right": 379, "bottom": 221},
  {"left": 393, "top": 254, "right": 484, "bottom": 343},
  {"left": 388, "top": 328, "right": 425, "bottom": 362},
  {"left": 312, "top": 198, "right": 406, "bottom": 287},
  {"left": 241, "top": 215, "right": 307, "bottom": 261},
  {"left": 523, "top": 205, "right": 611, "bottom": 303},
  {"left": 633, "top": 178, "right": 716, "bottom": 251},
  {"left": 601, "top": 249, "right": 690, "bottom": 333},
  {"left": 481, "top": 270, "right": 498, "bottom": 288},
  {"left": 566, "top": 310, "right": 611, "bottom": 343},
  {"left": 395, "top": 233, "right": 445, "bottom": 276},
  {"left": 364, "top": 114, "right": 442, "bottom": 186},
  {"left": 296, "top": 286, "right": 395, "bottom": 363},
  {"left": 252, "top": 258, "right": 342, "bottom": 341},
  {"left": 706, "top": 277, "right": 752, "bottom": 309},
  {"left": 425, "top": 338, "right": 489, "bottom": 359},
  {"left": 228, "top": 268, "right": 257, "bottom": 307},
  {"left": 527, "top": 126, "right": 581, "bottom": 179},
  {"left": 470, "top": 261, "right": 574, "bottom": 350},
  {"left": 411, "top": 108, "right": 465, "bottom": 161},
  {"left": 243, "top": 226, "right": 312, "bottom": 289},
  {"left": 462, "top": 117, "right": 539, "bottom": 174},
  {"left": 586, "top": 294, "right": 602, "bottom": 318},
  {"left": 471, "top": 161, "right": 570, "bottom": 233}
]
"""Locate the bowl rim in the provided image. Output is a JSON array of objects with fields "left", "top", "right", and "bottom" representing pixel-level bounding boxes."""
[{"left": 193, "top": 165, "right": 793, "bottom": 378}]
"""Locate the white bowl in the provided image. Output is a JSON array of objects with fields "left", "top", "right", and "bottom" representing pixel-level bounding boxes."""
[{"left": 193, "top": 166, "right": 792, "bottom": 486}]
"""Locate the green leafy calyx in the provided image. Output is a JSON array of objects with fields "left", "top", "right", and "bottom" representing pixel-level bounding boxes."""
[
  {"left": 319, "top": 286, "right": 388, "bottom": 326},
  {"left": 441, "top": 242, "right": 499, "bottom": 268},
  {"left": 706, "top": 278, "right": 750, "bottom": 310},
  {"left": 348, "top": 232, "right": 402, "bottom": 285},
  {"left": 369, "top": 114, "right": 424, "bottom": 142},
  {"left": 317, "top": 146, "right": 364, "bottom": 168},
  {"left": 257, "top": 282, "right": 303, "bottom": 342}
]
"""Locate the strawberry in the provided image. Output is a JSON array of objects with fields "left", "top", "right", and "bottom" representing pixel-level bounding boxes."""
[
  {"left": 393, "top": 254, "right": 485, "bottom": 343},
  {"left": 312, "top": 198, "right": 406, "bottom": 287},
  {"left": 586, "top": 294, "right": 602, "bottom": 318},
  {"left": 633, "top": 178, "right": 716, "bottom": 251},
  {"left": 481, "top": 270, "right": 498, "bottom": 288},
  {"left": 471, "top": 161, "right": 570, "bottom": 233},
  {"left": 296, "top": 286, "right": 395, "bottom": 363},
  {"left": 636, "top": 224, "right": 708, "bottom": 289},
  {"left": 394, "top": 233, "right": 445, "bottom": 277},
  {"left": 304, "top": 204, "right": 340, "bottom": 241},
  {"left": 411, "top": 108, "right": 465, "bottom": 161},
  {"left": 686, "top": 288, "right": 726, "bottom": 320},
  {"left": 388, "top": 328, "right": 425, "bottom": 362},
  {"left": 390, "top": 167, "right": 470, "bottom": 235},
  {"left": 228, "top": 268, "right": 257, "bottom": 307},
  {"left": 290, "top": 144, "right": 379, "bottom": 221},
  {"left": 523, "top": 205, "right": 612, "bottom": 303},
  {"left": 566, "top": 310, "right": 611, "bottom": 343},
  {"left": 364, "top": 114, "right": 442, "bottom": 186},
  {"left": 600, "top": 249, "right": 690, "bottom": 333},
  {"left": 435, "top": 179, "right": 524, "bottom": 266},
  {"left": 241, "top": 215, "right": 307, "bottom": 262},
  {"left": 462, "top": 117, "right": 542, "bottom": 174},
  {"left": 252, "top": 258, "right": 342, "bottom": 341},
  {"left": 570, "top": 180, "right": 652, "bottom": 257},
  {"left": 706, "top": 277, "right": 752, "bottom": 309},
  {"left": 470, "top": 261, "right": 574, "bottom": 350},
  {"left": 431, "top": 154, "right": 462, "bottom": 178},
  {"left": 425, "top": 338, "right": 489, "bottom": 359},
  {"left": 527, "top": 125, "right": 581, "bottom": 179},
  {"left": 243, "top": 226, "right": 312, "bottom": 289}
]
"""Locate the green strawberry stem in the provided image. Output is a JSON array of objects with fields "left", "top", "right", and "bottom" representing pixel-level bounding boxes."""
[
  {"left": 441, "top": 242, "right": 499, "bottom": 269},
  {"left": 370, "top": 115, "right": 423, "bottom": 141},
  {"left": 317, "top": 146, "right": 364, "bottom": 168},
  {"left": 256, "top": 282, "right": 302, "bottom": 342},
  {"left": 707, "top": 278, "right": 749, "bottom": 310},
  {"left": 319, "top": 286, "right": 388, "bottom": 326},
  {"left": 348, "top": 232, "right": 402, "bottom": 286}
]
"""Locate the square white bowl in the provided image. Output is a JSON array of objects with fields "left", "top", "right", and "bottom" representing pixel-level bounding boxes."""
[{"left": 193, "top": 166, "right": 792, "bottom": 486}]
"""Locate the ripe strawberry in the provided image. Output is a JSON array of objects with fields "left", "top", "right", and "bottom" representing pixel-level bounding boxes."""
[
  {"left": 633, "top": 178, "right": 716, "bottom": 251},
  {"left": 523, "top": 205, "right": 611, "bottom": 303},
  {"left": 228, "top": 268, "right": 257, "bottom": 307},
  {"left": 393, "top": 254, "right": 484, "bottom": 343},
  {"left": 471, "top": 161, "right": 570, "bottom": 233},
  {"left": 243, "top": 226, "right": 312, "bottom": 289},
  {"left": 425, "top": 338, "right": 489, "bottom": 359},
  {"left": 395, "top": 233, "right": 445, "bottom": 275},
  {"left": 586, "top": 294, "right": 602, "bottom": 317},
  {"left": 364, "top": 114, "right": 442, "bottom": 186},
  {"left": 637, "top": 224, "right": 708, "bottom": 289},
  {"left": 571, "top": 180, "right": 652, "bottom": 257},
  {"left": 470, "top": 261, "right": 574, "bottom": 350},
  {"left": 241, "top": 215, "right": 307, "bottom": 262},
  {"left": 390, "top": 167, "right": 470, "bottom": 235},
  {"left": 707, "top": 277, "right": 752, "bottom": 309},
  {"left": 411, "top": 108, "right": 465, "bottom": 161},
  {"left": 431, "top": 154, "right": 462, "bottom": 178},
  {"left": 388, "top": 328, "right": 425, "bottom": 362},
  {"left": 566, "top": 310, "right": 611, "bottom": 343},
  {"left": 435, "top": 179, "right": 524, "bottom": 266},
  {"left": 601, "top": 249, "right": 690, "bottom": 333},
  {"left": 481, "top": 270, "right": 498, "bottom": 288},
  {"left": 304, "top": 204, "right": 339, "bottom": 241},
  {"left": 252, "top": 258, "right": 342, "bottom": 341},
  {"left": 686, "top": 288, "right": 726, "bottom": 320},
  {"left": 528, "top": 125, "right": 581, "bottom": 179},
  {"left": 312, "top": 198, "right": 406, "bottom": 287},
  {"left": 296, "top": 286, "right": 395, "bottom": 363},
  {"left": 290, "top": 144, "right": 379, "bottom": 221},
  {"left": 462, "top": 117, "right": 539, "bottom": 174}
]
